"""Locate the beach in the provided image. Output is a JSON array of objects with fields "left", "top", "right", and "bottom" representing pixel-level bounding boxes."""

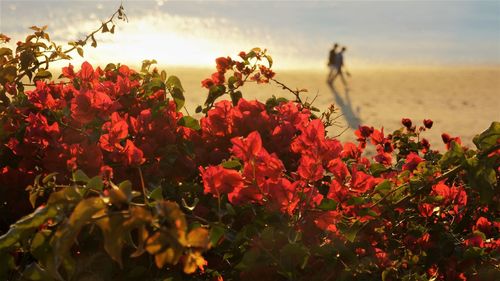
[{"left": 169, "top": 66, "right": 500, "bottom": 151}]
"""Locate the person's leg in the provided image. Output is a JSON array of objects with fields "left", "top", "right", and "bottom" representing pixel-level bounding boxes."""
[
  {"left": 339, "top": 71, "right": 348, "bottom": 88},
  {"left": 327, "top": 67, "right": 333, "bottom": 83},
  {"left": 331, "top": 67, "right": 340, "bottom": 83}
]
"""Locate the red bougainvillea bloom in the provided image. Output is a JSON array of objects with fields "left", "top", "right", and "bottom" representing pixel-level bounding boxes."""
[
  {"left": 297, "top": 154, "right": 324, "bottom": 182},
  {"left": 314, "top": 210, "right": 342, "bottom": 233},
  {"left": 474, "top": 217, "right": 493, "bottom": 235},
  {"left": 230, "top": 131, "right": 262, "bottom": 162},
  {"left": 327, "top": 158, "right": 350, "bottom": 183},
  {"left": 201, "top": 78, "right": 214, "bottom": 89},
  {"left": 401, "top": 118, "right": 412, "bottom": 128},
  {"left": 264, "top": 178, "right": 299, "bottom": 216},
  {"left": 124, "top": 140, "right": 145, "bottom": 166},
  {"left": 370, "top": 128, "right": 385, "bottom": 145},
  {"left": 402, "top": 152, "right": 423, "bottom": 172},
  {"left": 200, "top": 165, "right": 244, "bottom": 201},
  {"left": 79, "top": 61, "right": 95, "bottom": 82},
  {"left": 423, "top": 119, "right": 433, "bottom": 129},
  {"left": 215, "top": 56, "right": 232, "bottom": 73}
]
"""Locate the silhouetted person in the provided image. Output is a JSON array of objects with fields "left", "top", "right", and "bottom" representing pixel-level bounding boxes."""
[
  {"left": 331, "top": 46, "right": 350, "bottom": 88},
  {"left": 327, "top": 43, "right": 339, "bottom": 84}
]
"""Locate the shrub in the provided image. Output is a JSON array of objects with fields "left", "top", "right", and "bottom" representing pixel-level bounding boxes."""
[{"left": 0, "top": 7, "right": 499, "bottom": 281}]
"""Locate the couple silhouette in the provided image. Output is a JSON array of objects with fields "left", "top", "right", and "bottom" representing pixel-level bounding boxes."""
[
  {"left": 327, "top": 43, "right": 350, "bottom": 88},
  {"left": 326, "top": 43, "right": 359, "bottom": 129}
]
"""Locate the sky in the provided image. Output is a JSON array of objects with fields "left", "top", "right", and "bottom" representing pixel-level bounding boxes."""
[{"left": 1, "top": 0, "right": 500, "bottom": 70}]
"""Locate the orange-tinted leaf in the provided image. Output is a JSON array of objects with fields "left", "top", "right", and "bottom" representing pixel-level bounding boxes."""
[
  {"left": 186, "top": 227, "right": 210, "bottom": 248},
  {"left": 183, "top": 251, "right": 207, "bottom": 274}
]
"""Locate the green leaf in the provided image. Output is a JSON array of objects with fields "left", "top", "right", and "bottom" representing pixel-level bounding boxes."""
[
  {"left": 205, "top": 85, "right": 226, "bottom": 105},
  {"left": 209, "top": 223, "right": 226, "bottom": 246},
  {"left": 50, "top": 198, "right": 105, "bottom": 271},
  {"left": 279, "top": 243, "right": 310, "bottom": 272},
  {"left": 0, "top": 47, "right": 12, "bottom": 57},
  {"left": 101, "top": 22, "right": 110, "bottom": 33},
  {"left": 42, "top": 172, "right": 58, "bottom": 184},
  {"left": 221, "top": 159, "right": 241, "bottom": 170},
  {"left": 22, "top": 262, "right": 53, "bottom": 281},
  {"left": 76, "top": 47, "right": 84, "bottom": 57},
  {"left": 91, "top": 35, "right": 97, "bottom": 48},
  {"left": 0, "top": 205, "right": 58, "bottom": 250},
  {"left": 34, "top": 70, "right": 52, "bottom": 81},
  {"left": 0, "top": 65, "right": 17, "bottom": 83},
  {"left": 171, "top": 87, "right": 185, "bottom": 111},
  {"left": 149, "top": 186, "right": 163, "bottom": 201},
  {"left": 30, "top": 230, "right": 52, "bottom": 261},
  {"left": 439, "top": 141, "right": 465, "bottom": 169},
  {"left": 463, "top": 246, "right": 485, "bottom": 260},
  {"left": 96, "top": 215, "right": 128, "bottom": 267},
  {"left": 230, "top": 90, "right": 242, "bottom": 106},
  {"left": 178, "top": 116, "right": 200, "bottom": 130},
  {"left": 145, "top": 78, "right": 165, "bottom": 94},
  {"left": 225, "top": 203, "right": 236, "bottom": 216},
  {"left": 370, "top": 163, "right": 388, "bottom": 176},
  {"left": 166, "top": 75, "right": 184, "bottom": 92},
  {"left": 118, "top": 180, "right": 133, "bottom": 201},
  {"left": 340, "top": 220, "right": 364, "bottom": 242},
  {"left": 347, "top": 196, "right": 366, "bottom": 205},
  {"left": 0, "top": 251, "right": 15, "bottom": 280},
  {"left": 473, "top": 121, "right": 500, "bottom": 151},
  {"left": 465, "top": 158, "right": 496, "bottom": 204},
  {"left": 235, "top": 248, "right": 261, "bottom": 270},
  {"left": 317, "top": 198, "right": 338, "bottom": 211},
  {"left": 87, "top": 176, "right": 103, "bottom": 191},
  {"left": 72, "top": 169, "right": 89, "bottom": 183},
  {"left": 374, "top": 180, "right": 392, "bottom": 193},
  {"left": 264, "top": 54, "right": 273, "bottom": 67}
]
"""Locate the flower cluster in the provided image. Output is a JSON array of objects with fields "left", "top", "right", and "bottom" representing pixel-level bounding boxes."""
[{"left": 0, "top": 54, "right": 499, "bottom": 281}]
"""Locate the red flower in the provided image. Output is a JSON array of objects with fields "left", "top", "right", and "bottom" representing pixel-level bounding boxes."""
[
  {"left": 124, "top": 140, "right": 145, "bottom": 166},
  {"left": 340, "top": 142, "right": 361, "bottom": 159},
  {"left": 327, "top": 158, "right": 349, "bottom": 183},
  {"left": 465, "top": 234, "right": 484, "bottom": 248},
  {"left": 401, "top": 118, "right": 412, "bottom": 128},
  {"left": 370, "top": 128, "right": 385, "bottom": 145},
  {"left": 474, "top": 217, "right": 492, "bottom": 235},
  {"left": 201, "top": 78, "right": 214, "bottom": 89},
  {"left": 297, "top": 154, "right": 324, "bottom": 181},
  {"left": 355, "top": 125, "right": 374, "bottom": 139},
  {"left": 441, "top": 133, "right": 451, "bottom": 143},
  {"left": 200, "top": 165, "right": 244, "bottom": 200},
  {"left": 418, "top": 203, "right": 434, "bottom": 217},
  {"left": 100, "top": 112, "right": 129, "bottom": 152},
  {"left": 402, "top": 152, "right": 423, "bottom": 172},
  {"left": 211, "top": 72, "right": 225, "bottom": 85},
  {"left": 230, "top": 131, "right": 262, "bottom": 162},
  {"left": 79, "top": 61, "right": 95, "bottom": 82},
  {"left": 441, "top": 133, "right": 462, "bottom": 150},
  {"left": 314, "top": 211, "right": 341, "bottom": 233},
  {"left": 215, "top": 56, "right": 232, "bottom": 72},
  {"left": 265, "top": 178, "right": 299, "bottom": 215},
  {"left": 423, "top": 119, "right": 433, "bottom": 129}
]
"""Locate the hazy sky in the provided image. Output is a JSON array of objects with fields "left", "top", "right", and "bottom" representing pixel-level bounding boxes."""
[{"left": 1, "top": 0, "right": 499, "bottom": 69}]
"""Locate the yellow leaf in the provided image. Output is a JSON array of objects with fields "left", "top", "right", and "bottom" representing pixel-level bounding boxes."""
[
  {"left": 186, "top": 227, "right": 210, "bottom": 249},
  {"left": 154, "top": 248, "right": 176, "bottom": 268},
  {"left": 183, "top": 251, "right": 207, "bottom": 274}
]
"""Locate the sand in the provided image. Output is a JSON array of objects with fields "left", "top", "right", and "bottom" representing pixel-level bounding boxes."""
[{"left": 168, "top": 66, "right": 500, "bottom": 151}]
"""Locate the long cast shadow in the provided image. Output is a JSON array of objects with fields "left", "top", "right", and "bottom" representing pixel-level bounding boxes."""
[{"left": 327, "top": 83, "right": 361, "bottom": 129}]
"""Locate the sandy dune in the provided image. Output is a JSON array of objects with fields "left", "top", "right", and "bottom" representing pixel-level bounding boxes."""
[{"left": 170, "top": 66, "right": 500, "bottom": 151}]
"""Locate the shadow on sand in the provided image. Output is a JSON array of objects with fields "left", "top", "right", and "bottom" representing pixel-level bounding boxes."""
[{"left": 327, "top": 83, "right": 361, "bottom": 129}]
